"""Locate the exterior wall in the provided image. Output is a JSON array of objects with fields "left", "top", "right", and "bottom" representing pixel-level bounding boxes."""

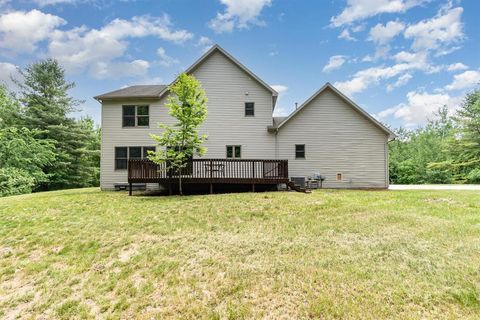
[
  {"left": 100, "top": 50, "right": 275, "bottom": 190},
  {"left": 276, "top": 88, "right": 389, "bottom": 189}
]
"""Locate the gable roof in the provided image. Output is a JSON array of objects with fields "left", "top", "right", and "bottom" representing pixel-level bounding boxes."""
[
  {"left": 276, "top": 83, "right": 395, "bottom": 139},
  {"left": 94, "top": 45, "right": 278, "bottom": 107},
  {"left": 156, "top": 44, "right": 278, "bottom": 107},
  {"left": 94, "top": 85, "right": 167, "bottom": 100}
]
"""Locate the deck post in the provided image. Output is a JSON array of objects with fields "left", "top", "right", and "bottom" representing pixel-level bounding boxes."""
[
  {"left": 210, "top": 183, "right": 213, "bottom": 194},
  {"left": 252, "top": 183, "right": 255, "bottom": 192},
  {"left": 168, "top": 183, "right": 172, "bottom": 195},
  {"left": 129, "top": 182, "right": 132, "bottom": 196}
]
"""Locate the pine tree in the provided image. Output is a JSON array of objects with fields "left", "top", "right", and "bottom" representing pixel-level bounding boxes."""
[{"left": 16, "top": 59, "right": 96, "bottom": 189}]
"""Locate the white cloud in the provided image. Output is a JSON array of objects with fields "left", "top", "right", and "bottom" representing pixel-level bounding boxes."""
[
  {"left": 157, "top": 47, "right": 179, "bottom": 67},
  {"left": 0, "top": 9, "right": 65, "bottom": 54},
  {"left": 48, "top": 14, "right": 192, "bottom": 74},
  {"left": 271, "top": 84, "right": 288, "bottom": 94},
  {"left": 377, "top": 90, "right": 461, "bottom": 126},
  {"left": 196, "top": 36, "right": 214, "bottom": 53},
  {"left": 331, "top": 0, "right": 425, "bottom": 27},
  {"left": 209, "top": 0, "right": 272, "bottom": 33},
  {"left": 338, "top": 29, "right": 357, "bottom": 41},
  {"left": 446, "top": 62, "right": 468, "bottom": 72},
  {"left": 404, "top": 6, "right": 464, "bottom": 53},
  {"left": 90, "top": 60, "right": 150, "bottom": 79},
  {"left": 33, "top": 0, "right": 76, "bottom": 6},
  {"left": 368, "top": 20, "right": 405, "bottom": 45},
  {"left": 323, "top": 55, "right": 347, "bottom": 72},
  {"left": 334, "top": 58, "right": 428, "bottom": 96},
  {"left": 0, "top": 62, "right": 20, "bottom": 89},
  {"left": 386, "top": 73, "right": 412, "bottom": 91},
  {"left": 445, "top": 70, "right": 480, "bottom": 91}
]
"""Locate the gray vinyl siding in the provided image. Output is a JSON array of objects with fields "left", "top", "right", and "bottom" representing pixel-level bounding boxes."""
[
  {"left": 100, "top": 50, "right": 275, "bottom": 190},
  {"left": 276, "top": 88, "right": 389, "bottom": 189}
]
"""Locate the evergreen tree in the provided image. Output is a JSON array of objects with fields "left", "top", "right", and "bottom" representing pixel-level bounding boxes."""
[{"left": 16, "top": 59, "right": 95, "bottom": 189}]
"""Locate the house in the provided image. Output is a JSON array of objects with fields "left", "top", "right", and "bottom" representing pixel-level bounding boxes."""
[{"left": 94, "top": 45, "right": 394, "bottom": 192}]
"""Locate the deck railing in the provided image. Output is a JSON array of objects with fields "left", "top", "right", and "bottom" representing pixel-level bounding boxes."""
[{"left": 128, "top": 158, "right": 289, "bottom": 184}]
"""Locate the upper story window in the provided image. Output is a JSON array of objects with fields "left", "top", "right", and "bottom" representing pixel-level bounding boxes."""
[
  {"left": 122, "top": 105, "right": 149, "bottom": 127},
  {"left": 245, "top": 102, "right": 255, "bottom": 116},
  {"left": 226, "top": 145, "right": 241, "bottom": 158},
  {"left": 295, "top": 144, "right": 305, "bottom": 159},
  {"left": 114, "top": 146, "right": 155, "bottom": 170}
]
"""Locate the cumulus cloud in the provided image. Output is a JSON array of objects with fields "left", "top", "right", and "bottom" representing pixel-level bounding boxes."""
[
  {"left": 0, "top": 62, "right": 20, "bottom": 89},
  {"left": 157, "top": 47, "right": 179, "bottom": 67},
  {"left": 0, "top": 9, "right": 65, "bottom": 54},
  {"left": 404, "top": 6, "right": 464, "bottom": 53},
  {"left": 209, "top": 0, "right": 272, "bottom": 33},
  {"left": 323, "top": 55, "right": 347, "bottom": 72},
  {"left": 90, "top": 60, "right": 150, "bottom": 79},
  {"left": 446, "top": 62, "right": 468, "bottom": 72},
  {"left": 196, "top": 36, "right": 214, "bottom": 53},
  {"left": 445, "top": 70, "right": 480, "bottom": 91},
  {"left": 386, "top": 73, "right": 412, "bottom": 92},
  {"left": 377, "top": 90, "right": 461, "bottom": 126},
  {"left": 331, "top": 0, "right": 425, "bottom": 27},
  {"left": 48, "top": 13, "right": 192, "bottom": 75},
  {"left": 368, "top": 20, "right": 405, "bottom": 45},
  {"left": 271, "top": 84, "right": 288, "bottom": 94},
  {"left": 334, "top": 54, "right": 433, "bottom": 96},
  {"left": 338, "top": 29, "right": 357, "bottom": 41},
  {"left": 33, "top": 0, "right": 76, "bottom": 6}
]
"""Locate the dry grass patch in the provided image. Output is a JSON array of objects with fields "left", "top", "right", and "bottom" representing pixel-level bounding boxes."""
[{"left": 0, "top": 188, "right": 479, "bottom": 319}]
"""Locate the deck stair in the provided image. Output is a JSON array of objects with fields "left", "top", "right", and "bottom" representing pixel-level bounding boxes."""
[{"left": 287, "top": 181, "right": 311, "bottom": 193}]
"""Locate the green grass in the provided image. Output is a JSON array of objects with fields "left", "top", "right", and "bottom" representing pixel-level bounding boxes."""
[{"left": 1, "top": 188, "right": 480, "bottom": 319}]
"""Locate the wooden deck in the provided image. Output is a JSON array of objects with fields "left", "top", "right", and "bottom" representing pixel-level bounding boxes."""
[{"left": 127, "top": 158, "right": 289, "bottom": 194}]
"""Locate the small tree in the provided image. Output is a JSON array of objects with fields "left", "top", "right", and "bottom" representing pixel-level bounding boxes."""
[{"left": 149, "top": 73, "right": 208, "bottom": 195}]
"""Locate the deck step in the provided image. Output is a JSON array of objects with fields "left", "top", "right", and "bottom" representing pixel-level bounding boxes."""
[{"left": 287, "top": 181, "right": 311, "bottom": 193}]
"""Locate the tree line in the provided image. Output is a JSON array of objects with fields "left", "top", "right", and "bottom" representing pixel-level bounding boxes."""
[
  {"left": 389, "top": 88, "right": 480, "bottom": 184},
  {"left": 0, "top": 59, "right": 100, "bottom": 197}
]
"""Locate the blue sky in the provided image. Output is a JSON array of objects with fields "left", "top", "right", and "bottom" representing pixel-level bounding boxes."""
[{"left": 1, "top": 0, "right": 479, "bottom": 128}]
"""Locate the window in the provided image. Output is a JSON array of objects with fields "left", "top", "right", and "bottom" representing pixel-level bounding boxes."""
[
  {"left": 122, "top": 105, "right": 149, "bottom": 127},
  {"left": 336, "top": 173, "right": 342, "bottom": 181},
  {"left": 295, "top": 144, "right": 305, "bottom": 159},
  {"left": 226, "top": 145, "right": 241, "bottom": 158},
  {"left": 245, "top": 102, "right": 254, "bottom": 116},
  {"left": 129, "top": 147, "right": 142, "bottom": 159},
  {"left": 143, "top": 146, "right": 156, "bottom": 159},
  {"left": 115, "top": 147, "right": 128, "bottom": 170},
  {"left": 114, "top": 146, "right": 155, "bottom": 170}
]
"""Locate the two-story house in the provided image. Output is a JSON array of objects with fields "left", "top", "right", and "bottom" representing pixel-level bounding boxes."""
[{"left": 95, "top": 45, "right": 394, "bottom": 192}]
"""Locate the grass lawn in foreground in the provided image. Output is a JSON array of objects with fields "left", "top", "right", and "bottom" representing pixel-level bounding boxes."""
[{"left": 0, "top": 188, "right": 479, "bottom": 319}]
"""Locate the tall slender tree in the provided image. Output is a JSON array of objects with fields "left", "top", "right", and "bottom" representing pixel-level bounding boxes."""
[
  {"left": 16, "top": 59, "right": 97, "bottom": 189},
  {"left": 149, "top": 73, "right": 208, "bottom": 195}
]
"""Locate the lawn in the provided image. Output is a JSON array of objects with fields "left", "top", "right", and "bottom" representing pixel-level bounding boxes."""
[{"left": 1, "top": 188, "right": 479, "bottom": 319}]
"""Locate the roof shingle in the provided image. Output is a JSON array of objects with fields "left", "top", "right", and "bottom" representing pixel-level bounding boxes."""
[{"left": 94, "top": 85, "right": 167, "bottom": 100}]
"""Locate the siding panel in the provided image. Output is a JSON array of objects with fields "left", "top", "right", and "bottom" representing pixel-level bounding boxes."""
[
  {"left": 100, "top": 51, "right": 275, "bottom": 189},
  {"left": 276, "top": 88, "right": 389, "bottom": 189}
]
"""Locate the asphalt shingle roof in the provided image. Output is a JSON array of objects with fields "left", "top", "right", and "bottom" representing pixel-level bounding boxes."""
[{"left": 94, "top": 85, "right": 167, "bottom": 100}]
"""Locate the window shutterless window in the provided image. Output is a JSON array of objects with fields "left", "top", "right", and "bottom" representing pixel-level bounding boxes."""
[
  {"left": 115, "top": 147, "right": 128, "bottom": 170},
  {"left": 226, "top": 145, "right": 241, "bottom": 158},
  {"left": 245, "top": 102, "right": 254, "bottom": 116},
  {"left": 122, "top": 105, "right": 149, "bottom": 127},
  {"left": 114, "top": 146, "right": 155, "bottom": 170},
  {"left": 295, "top": 144, "right": 305, "bottom": 159},
  {"left": 143, "top": 146, "right": 156, "bottom": 159}
]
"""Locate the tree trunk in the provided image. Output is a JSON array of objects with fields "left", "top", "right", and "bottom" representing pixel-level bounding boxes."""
[{"left": 179, "top": 166, "right": 183, "bottom": 195}]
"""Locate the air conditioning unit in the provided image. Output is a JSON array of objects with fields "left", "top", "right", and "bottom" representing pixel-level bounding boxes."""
[{"left": 291, "top": 176, "right": 306, "bottom": 188}]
